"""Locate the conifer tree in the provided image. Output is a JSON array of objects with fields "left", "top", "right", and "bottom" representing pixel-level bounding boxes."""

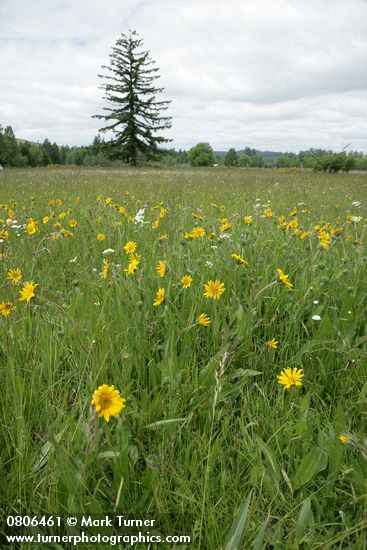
[{"left": 93, "top": 30, "right": 171, "bottom": 165}]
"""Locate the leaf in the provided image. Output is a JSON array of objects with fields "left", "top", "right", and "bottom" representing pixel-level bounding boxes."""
[
  {"left": 315, "top": 314, "right": 334, "bottom": 340},
  {"left": 98, "top": 450, "right": 120, "bottom": 459},
  {"left": 256, "top": 437, "right": 281, "bottom": 482},
  {"left": 224, "top": 490, "right": 252, "bottom": 550},
  {"left": 144, "top": 418, "right": 186, "bottom": 429},
  {"left": 33, "top": 430, "right": 64, "bottom": 472},
  {"left": 252, "top": 516, "right": 269, "bottom": 550},
  {"left": 295, "top": 497, "right": 314, "bottom": 541},
  {"left": 231, "top": 369, "right": 263, "bottom": 379},
  {"left": 293, "top": 448, "right": 324, "bottom": 491}
]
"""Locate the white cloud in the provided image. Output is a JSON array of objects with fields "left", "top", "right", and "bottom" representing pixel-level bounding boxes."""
[{"left": 0, "top": 0, "right": 366, "bottom": 152}]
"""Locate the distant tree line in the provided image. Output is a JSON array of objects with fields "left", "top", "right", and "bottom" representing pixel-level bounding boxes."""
[
  {"left": 0, "top": 125, "right": 118, "bottom": 168},
  {"left": 1, "top": 124, "right": 366, "bottom": 171}
]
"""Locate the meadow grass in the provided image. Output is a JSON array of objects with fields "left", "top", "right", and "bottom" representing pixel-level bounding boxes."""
[{"left": 0, "top": 167, "right": 366, "bottom": 549}]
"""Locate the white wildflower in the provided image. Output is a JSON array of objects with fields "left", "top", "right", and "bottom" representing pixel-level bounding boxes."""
[{"left": 134, "top": 208, "right": 146, "bottom": 225}]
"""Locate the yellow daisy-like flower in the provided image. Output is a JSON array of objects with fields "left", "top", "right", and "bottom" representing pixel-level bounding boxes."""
[
  {"left": 197, "top": 313, "right": 210, "bottom": 327},
  {"left": 243, "top": 216, "right": 253, "bottom": 225},
  {"left": 0, "top": 229, "right": 9, "bottom": 240},
  {"left": 181, "top": 275, "right": 193, "bottom": 289},
  {"left": 19, "top": 281, "right": 38, "bottom": 302},
  {"left": 231, "top": 253, "right": 248, "bottom": 267},
  {"left": 277, "top": 215, "right": 286, "bottom": 229},
  {"left": 69, "top": 219, "right": 77, "bottom": 228},
  {"left": 97, "top": 233, "right": 106, "bottom": 241},
  {"left": 190, "top": 226, "right": 206, "bottom": 239},
  {"left": 43, "top": 216, "right": 50, "bottom": 225},
  {"left": 159, "top": 234, "right": 168, "bottom": 241},
  {"left": 204, "top": 279, "right": 225, "bottom": 300},
  {"left": 124, "top": 257, "right": 140, "bottom": 275},
  {"left": 277, "top": 367, "right": 304, "bottom": 390},
  {"left": 27, "top": 218, "right": 39, "bottom": 235},
  {"left": 123, "top": 241, "right": 137, "bottom": 255},
  {"left": 267, "top": 338, "right": 279, "bottom": 349},
  {"left": 277, "top": 268, "right": 293, "bottom": 290},
  {"left": 7, "top": 268, "right": 22, "bottom": 284},
  {"left": 264, "top": 208, "right": 273, "bottom": 218},
  {"left": 91, "top": 384, "right": 126, "bottom": 422},
  {"left": 0, "top": 301, "right": 16, "bottom": 317},
  {"left": 102, "top": 259, "right": 109, "bottom": 279},
  {"left": 338, "top": 434, "right": 349, "bottom": 445},
  {"left": 156, "top": 260, "right": 167, "bottom": 277},
  {"left": 219, "top": 218, "right": 231, "bottom": 232},
  {"left": 153, "top": 288, "right": 165, "bottom": 306}
]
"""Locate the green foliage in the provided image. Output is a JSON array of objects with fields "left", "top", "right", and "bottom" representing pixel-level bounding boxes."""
[
  {"left": 224, "top": 148, "right": 238, "bottom": 167},
  {"left": 93, "top": 30, "right": 172, "bottom": 166},
  {"left": 0, "top": 168, "right": 366, "bottom": 548},
  {"left": 188, "top": 142, "right": 214, "bottom": 166},
  {"left": 315, "top": 152, "right": 356, "bottom": 173},
  {"left": 237, "top": 154, "right": 251, "bottom": 167}
]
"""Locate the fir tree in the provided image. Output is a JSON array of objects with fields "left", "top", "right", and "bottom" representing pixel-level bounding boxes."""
[{"left": 93, "top": 30, "right": 171, "bottom": 165}]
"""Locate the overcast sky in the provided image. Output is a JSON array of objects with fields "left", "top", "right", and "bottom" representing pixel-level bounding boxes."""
[{"left": 1, "top": 0, "right": 367, "bottom": 152}]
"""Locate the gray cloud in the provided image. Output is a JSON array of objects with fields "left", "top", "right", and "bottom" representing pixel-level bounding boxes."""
[{"left": 0, "top": 0, "right": 366, "bottom": 152}]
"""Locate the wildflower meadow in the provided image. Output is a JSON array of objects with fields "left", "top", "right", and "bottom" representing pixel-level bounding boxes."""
[{"left": 1, "top": 166, "right": 366, "bottom": 548}]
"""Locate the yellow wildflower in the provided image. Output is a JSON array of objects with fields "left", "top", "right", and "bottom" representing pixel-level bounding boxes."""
[
  {"left": 181, "top": 275, "right": 193, "bottom": 289},
  {"left": 156, "top": 260, "right": 167, "bottom": 278},
  {"left": 204, "top": 279, "right": 225, "bottom": 300},
  {"left": 231, "top": 253, "right": 248, "bottom": 267},
  {"left": 102, "top": 259, "right": 109, "bottom": 279},
  {"left": 0, "top": 301, "right": 16, "bottom": 317},
  {"left": 219, "top": 218, "right": 231, "bottom": 232},
  {"left": 197, "top": 313, "right": 210, "bottom": 327},
  {"left": 7, "top": 268, "right": 22, "bottom": 283},
  {"left": 123, "top": 241, "right": 137, "bottom": 255},
  {"left": 153, "top": 288, "right": 165, "bottom": 306},
  {"left": 19, "top": 281, "right": 38, "bottom": 302},
  {"left": 277, "top": 268, "right": 293, "bottom": 290},
  {"left": 190, "top": 226, "right": 206, "bottom": 239},
  {"left": 97, "top": 233, "right": 106, "bottom": 241},
  {"left": 91, "top": 384, "right": 126, "bottom": 422},
  {"left": 125, "top": 258, "right": 140, "bottom": 275},
  {"left": 267, "top": 338, "right": 279, "bottom": 349},
  {"left": 277, "top": 367, "right": 304, "bottom": 389}
]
